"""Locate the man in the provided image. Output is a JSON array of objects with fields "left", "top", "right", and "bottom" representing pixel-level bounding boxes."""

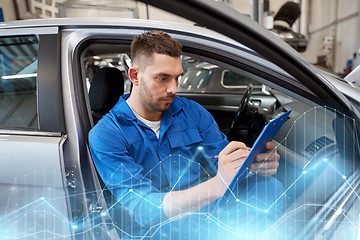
[{"left": 89, "top": 30, "right": 282, "bottom": 236}]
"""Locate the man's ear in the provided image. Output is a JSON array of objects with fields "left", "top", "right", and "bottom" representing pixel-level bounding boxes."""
[{"left": 128, "top": 66, "right": 140, "bottom": 86}]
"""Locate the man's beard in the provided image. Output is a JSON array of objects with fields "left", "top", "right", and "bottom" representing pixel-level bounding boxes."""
[{"left": 150, "top": 94, "right": 175, "bottom": 112}]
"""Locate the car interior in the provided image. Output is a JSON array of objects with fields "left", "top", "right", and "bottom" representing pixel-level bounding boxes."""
[{"left": 78, "top": 40, "right": 359, "bottom": 237}]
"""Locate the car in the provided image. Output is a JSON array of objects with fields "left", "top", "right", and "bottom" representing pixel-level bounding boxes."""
[
  {"left": 0, "top": 1, "right": 360, "bottom": 239},
  {"left": 269, "top": 1, "right": 308, "bottom": 52}
]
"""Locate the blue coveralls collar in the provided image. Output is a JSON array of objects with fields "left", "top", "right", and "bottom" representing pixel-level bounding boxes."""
[{"left": 113, "top": 93, "right": 184, "bottom": 122}]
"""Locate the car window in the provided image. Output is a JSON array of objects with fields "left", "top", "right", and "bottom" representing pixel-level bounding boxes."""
[
  {"left": 0, "top": 36, "right": 38, "bottom": 129},
  {"left": 179, "top": 65, "right": 213, "bottom": 91},
  {"left": 178, "top": 56, "right": 263, "bottom": 94},
  {"left": 221, "top": 70, "right": 261, "bottom": 88}
]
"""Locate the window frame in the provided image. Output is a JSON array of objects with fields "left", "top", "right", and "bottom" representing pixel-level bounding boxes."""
[{"left": 0, "top": 27, "right": 65, "bottom": 134}]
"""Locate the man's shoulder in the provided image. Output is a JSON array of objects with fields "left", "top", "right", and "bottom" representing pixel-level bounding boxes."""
[
  {"left": 174, "top": 96, "right": 204, "bottom": 111},
  {"left": 89, "top": 115, "right": 116, "bottom": 139},
  {"left": 89, "top": 110, "right": 128, "bottom": 140}
]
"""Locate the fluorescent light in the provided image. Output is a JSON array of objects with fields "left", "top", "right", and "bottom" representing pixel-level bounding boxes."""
[{"left": 2, "top": 73, "right": 37, "bottom": 80}]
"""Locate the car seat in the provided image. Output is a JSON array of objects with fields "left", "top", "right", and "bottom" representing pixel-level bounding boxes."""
[
  {"left": 88, "top": 67, "right": 124, "bottom": 124},
  {"left": 88, "top": 67, "right": 135, "bottom": 237}
]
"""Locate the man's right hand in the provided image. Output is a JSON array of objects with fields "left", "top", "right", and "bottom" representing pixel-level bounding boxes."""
[{"left": 213, "top": 141, "right": 250, "bottom": 196}]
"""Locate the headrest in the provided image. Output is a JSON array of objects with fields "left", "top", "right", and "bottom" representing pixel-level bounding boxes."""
[{"left": 89, "top": 67, "right": 124, "bottom": 115}]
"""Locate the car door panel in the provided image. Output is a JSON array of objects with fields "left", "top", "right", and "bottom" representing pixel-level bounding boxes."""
[{"left": 0, "top": 133, "right": 72, "bottom": 239}]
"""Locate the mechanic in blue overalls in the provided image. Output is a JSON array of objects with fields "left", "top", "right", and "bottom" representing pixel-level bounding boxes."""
[{"left": 89, "top": 30, "right": 284, "bottom": 239}]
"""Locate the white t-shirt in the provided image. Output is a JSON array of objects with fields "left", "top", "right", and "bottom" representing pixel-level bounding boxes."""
[{"left": 126, "top": 101, "right": 161, "bottom": 138}]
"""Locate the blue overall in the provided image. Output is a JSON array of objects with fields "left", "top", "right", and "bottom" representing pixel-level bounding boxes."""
[{"left": 89, "top": 94, "right": 284, "bottom": 238}]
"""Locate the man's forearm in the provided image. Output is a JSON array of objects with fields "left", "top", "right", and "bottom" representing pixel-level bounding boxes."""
[{"left": 162, "top": 175, "right": 227, "bottom": 219}]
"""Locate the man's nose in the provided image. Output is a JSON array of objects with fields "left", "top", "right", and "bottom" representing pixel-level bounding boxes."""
[{"left": 167, "top": 78, "right": 178, "bottom": 95}]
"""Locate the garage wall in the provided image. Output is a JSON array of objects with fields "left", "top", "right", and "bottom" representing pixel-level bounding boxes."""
[
  {"left": 135, "top": 2, "right": 193, "bottom": 25},
  {"left": 64, "top": 8, "right": 135, "bottom": 18},
  {"left": 303, "top": 0, "right": 359, "bottom": 73},
  {"left": 232, "top": 0, "right": 359, "bottom": 73},
  {"left": 60, "top": 1, "right": 193, "bottom": 24},
  {"left": 0, "top": 0, "right": 17, "bottom": 21},
  {"left": 233, "top": 0, "right": 289, "bottom": 15},
  {"left": 60, "top": 0, "right": 138, "bottom": 18}
]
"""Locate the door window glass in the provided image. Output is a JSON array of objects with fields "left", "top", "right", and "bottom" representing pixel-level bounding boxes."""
[
  {"left": 0, "top": 36, "right": 39, "bottom": 128},
  {"left": 0, "top": 36, "right": 38, "bottom": 129}
]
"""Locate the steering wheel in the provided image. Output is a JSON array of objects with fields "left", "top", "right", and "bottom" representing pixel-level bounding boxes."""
[{"left": 230, "top": 84, "right": 253, "bottom": 133}]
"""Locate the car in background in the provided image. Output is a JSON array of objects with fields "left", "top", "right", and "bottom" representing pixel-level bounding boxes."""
[
  {"left": 0, "top": 0, "right": 360, "bottom": 239},
  {"left": 270, "top": 2, "right": 308, "bottom": 52}
]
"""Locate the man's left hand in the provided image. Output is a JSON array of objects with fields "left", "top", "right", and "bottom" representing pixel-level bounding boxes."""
[{"left": 250, "top": 141, "right": 280, "bottom": 176}]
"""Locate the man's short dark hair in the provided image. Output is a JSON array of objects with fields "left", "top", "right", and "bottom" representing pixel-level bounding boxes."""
[{"left": 131, "top": 30, "right": 182, "bottom": 67}]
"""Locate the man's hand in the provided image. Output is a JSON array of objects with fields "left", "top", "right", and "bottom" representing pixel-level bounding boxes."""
[
  {"left": 163, "top": 142, "right": 280, "bottom": 219},
  {"left": 163, "top": 141, "right": 250, "bottom": 218},
  {"left": 213, "top": 141, "right": 250, "bottom": 195},
  {"left": 250, "top": 141, "right": 280, "bottom": 176}
]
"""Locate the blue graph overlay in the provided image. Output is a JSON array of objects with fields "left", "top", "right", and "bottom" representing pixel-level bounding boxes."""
[{"left": 1, "top": 106, "right": 360, "bottom": 240}]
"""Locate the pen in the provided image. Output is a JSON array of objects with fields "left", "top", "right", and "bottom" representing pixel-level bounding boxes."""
[{"left": 210, "top": 155, "right": 219, "bottom": 159}]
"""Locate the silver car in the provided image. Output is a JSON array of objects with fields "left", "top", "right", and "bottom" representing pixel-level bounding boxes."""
[{"left": 0, "top": 1, "right": 360, "bottom": 239}]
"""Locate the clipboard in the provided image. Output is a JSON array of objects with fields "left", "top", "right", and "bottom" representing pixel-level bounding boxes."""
[{"left": 216, "top": 109, "right": 292, "bottom": 207}]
